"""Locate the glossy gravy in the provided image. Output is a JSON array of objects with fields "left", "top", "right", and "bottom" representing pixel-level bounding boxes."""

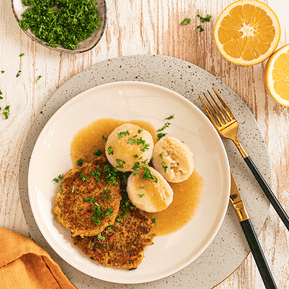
[{"left": 70, "top": 118, "right": 203, "bottom": 237}]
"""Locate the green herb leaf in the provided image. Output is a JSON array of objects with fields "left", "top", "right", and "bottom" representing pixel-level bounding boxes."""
[
  {"left": 151, "top": 218, "right": 157, "bottom": 223},
  {"left": 76, "top": 159, "right": 83, "bottom": 166},
  {"left": 36, "top": 75, "right": 42, "bottom": 83},
  {"left": 197, "top": 10, "right": 212, "bottom": 22},
  {"left": 79, "top": 172, "right": 88, "bottom": 181},
  {"left": 181, "top": 18, "right": 191, "bottom": 25},
  {"left": 19, "top": 53, "right": 25, "bottom": 57},
  {"left": 197, "top": 25, "right": 204, "bottom": 32},
  {"left": 107, "top": 146, "right": 114, "bottom": 155},
  {"left": 94, "top": 149, "right": 103, "bottom": 157}
]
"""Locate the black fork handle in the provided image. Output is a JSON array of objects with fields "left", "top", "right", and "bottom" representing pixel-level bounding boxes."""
[
  {"left": 244, "top": 156, "right": 289, "bottom": 231},
  {"left": 240, "top": 219, "right": 277, "bottom": 289}
]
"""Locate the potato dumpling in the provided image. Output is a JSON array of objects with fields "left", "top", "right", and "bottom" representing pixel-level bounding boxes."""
[
  {"left": 152, "top": 137, "right": 194, "bottom": 183},
  {"left": 105, "top": 123, "right": 154, "bottom": 172},
  {"left": 127, "top": 166, "right": 173, "bottom": 213}
]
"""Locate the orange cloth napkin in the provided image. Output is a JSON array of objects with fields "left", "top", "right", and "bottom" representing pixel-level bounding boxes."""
[{"left": 0, "top": 227, "right": 76, "bottom": 289}]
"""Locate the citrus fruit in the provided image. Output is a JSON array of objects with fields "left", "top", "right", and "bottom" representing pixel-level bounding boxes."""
[
  {"left": 264, "top": 44, "right": 289, "bottom": 107},
  {"left": 214, "top": 0, "right": 281, "bottom": 66}
]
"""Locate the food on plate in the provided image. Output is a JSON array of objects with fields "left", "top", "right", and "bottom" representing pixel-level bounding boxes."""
[
  {"left": 53, "top": 156, "right": 122, "bottom": 238},
  {"left": 127, "top": 166, "right": 173, "bottom": 213},
  {"left": 72, "top": 201, "right": 155, "bottom": 269},
  {"left": 264, "top": 43, "right": 289, "bottom": 107},
  {"left": 152, "top": 137, "right": 194, "bottom": 183},
  {"left": 213, "top": 0, "right": 281, "bottom": 66},
  {"left": 105, "top": 123, "right": 154, "bottom": 172}
]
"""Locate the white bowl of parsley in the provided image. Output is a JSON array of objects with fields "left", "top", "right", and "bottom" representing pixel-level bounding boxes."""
[{"left": 12, "top": 0, "right": 106, "bottom": 53}]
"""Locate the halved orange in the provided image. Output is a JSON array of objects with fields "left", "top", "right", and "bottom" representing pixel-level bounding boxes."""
[
  {"left": 264, "top": 44, "right": 289, "bottom": 107},
  {"left": 214, "top": 0, "right": 281, "bottom": 66}
]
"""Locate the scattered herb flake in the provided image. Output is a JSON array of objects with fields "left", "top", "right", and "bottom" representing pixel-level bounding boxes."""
[
  {"left": 197, "top": 10, "right": 212, "bottom": 22},
  {"left": 138, "top": 194, "right": 144, "bottom": 198},
  {"left": 152, "top": 218, "right": 157, "bottom": 223},
  {"left": 36, "top": 75, "right": 42, "bottom": 83},
  {"left": 16, "top": 70, "right": 21, "bottom": 77},
  {"left": 197, "top": 25, "right": 204, "bottom": 32},
  {"left": 94, "top": 149, "right": 103, "bottom": 157},
  {"left": 107, "top": 146, "right": 114, "bottom": 155},
  {"left": 19, "top": 53, "right": 25, "bottom": 57},
  {"left": 117, "top": 130, "right": 130, "bottom": 139},
  {"left": 76, "top": 159, "right": 83, "bottom": 166},
  {"left": 97, "top": 233, "right": 105, "bottom": 241},
  {"left": 181, "top": 18, "right": 191, "bottom": 25},
  {"left": 79, "top": 172, "right": 88, "bottom": 181}
]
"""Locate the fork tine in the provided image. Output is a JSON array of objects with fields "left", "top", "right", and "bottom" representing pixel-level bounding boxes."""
[
  {"left": 202, "top": 92, "right": 226, "bottom": 125},
  {"left": 212, "top": 88, "right": 236, "bottom": 120},
  {"left": 199, "top": 95, "right": 221, "bottom": 128},
  {"left": 207, "top": 90, "right": 230, "bottom": 123}
]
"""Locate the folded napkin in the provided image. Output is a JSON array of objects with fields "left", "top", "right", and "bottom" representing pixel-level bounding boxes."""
[{"left": 0, "top": 227, "right": 76, "bottom": 289}]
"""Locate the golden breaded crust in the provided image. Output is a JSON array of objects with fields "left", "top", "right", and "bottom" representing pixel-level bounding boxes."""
[
  {"left": 53, "top": 157, "right": 122, "bottom": 237},
  {"left": 72, "top": 203, "right": 155, "bottom": 269}
]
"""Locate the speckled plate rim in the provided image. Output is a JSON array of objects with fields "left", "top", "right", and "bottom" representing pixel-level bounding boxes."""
[
  {"left": 27, "top": 81, "right": 231, "bottom": 284},
  {"left": 19, "top": 54, "right": 271, "bottom": 289},
  {"left": 11, "top": 0, "right": 107, "bottom": 53}
]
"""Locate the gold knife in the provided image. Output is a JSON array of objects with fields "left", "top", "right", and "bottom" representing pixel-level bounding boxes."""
[{"left": 230, "top": 171, "right": 277, "bottom": 289}]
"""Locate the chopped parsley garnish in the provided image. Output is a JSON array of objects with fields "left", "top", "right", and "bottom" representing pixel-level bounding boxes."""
[
  {"left": 97, "top": 232, "right": 105, "bottom": 241},
  {"left": 94, "top": 149, "right": 103, "bottom": 157},
  {"left": 91, "top": 170, "right": 101, "bottom": 182},
  {"left": 71, "top": 185, "right": 75, "bottom": 192},
  {"left": 107, "top": 146, "right": 114, "bottom": 155},
  {"left": 152, "top": 218, "right": 157, "bottom": 223},
  {"left": 104, "top": 207, "right": 113, "bottom": 216},
  {"left": 53, "top": 174, "right": 64, "bottom": 183},
  {"left": 157, "top": 132, "right": 167, "bottom": 141},
  {"left": 19, "top": 0, "right": 101, "bottom": 50},
  {"left": 102, "top": 135, "right": 107, "bottom": 141},
  {"left": 181, "top": 18, "right": 191, "bottom": 25},
  {"left": 134, "top": 154, "right": 139, "bottom": 158},
  {"left": 109, "top": 195, "right": 114, "bottom": 200},
  {"left": 106, "top": 225, "right": 113, "bottom": 230},
  {"left": 16, "top": 70, "right": 21, "bottom": 77},
  {"left": 76, "top": 159, "right": 83, "bottom": 166},
  {"left": 165, "top": 114, "right": 174, "bottom": 120},
  {"left": 3, "top": 106, "right": 10, "bottom": 120},
  {"left": 197, "top": 25, "right": 204, "bottom": 32},
  {"left": 0, "top": 90, "right": 3, "bottom": 100},
  {"left": 140, "top": 186, "right": 145, "bottom": 189},
  {"left": 138, "top": 128, "right": 143, "bottom": 134},
  {"left": 138, "top": 194, "right": 144, "bottom": 198},
  {"left": 158, "top": 153, "right": 163, "bottom": 159},
  {"left": 79, "top": 172, "right": 88, "bottom": 181},
  {"left": 85, "top": 197, "right": 97, "bottom": 203},
  {"left": 117, "top": 130, "right": 130, "bottom": 138},
  {"left": 161, "top": 161, "right": 168, "bottom": 172},
  {"left": 143, "top": 167, "right": 158, "bottom": 183},
  {"left": 116, "top": 215, "right": 123, "bottom": 223},
  {"left": 197, "top": 10, "right": 212, "bottom": 22},
  {"left": 116, "top": 159, "right": 125, "bottom": 169},
  {"left": 91, "top": 206, "right": 113, "bottom": 225},
  {"left": 19, "top": 53, "right": 25, "bottom": 57},
  {"left": 158, "top": 122, "right": 170, "bottom": 132},
  {"left": 1, "top": 71, "right": 4, "bottom": 73},
  {"left": 103, "top": 164, "right": 119, "bottom": 186},
  {"left": 36, "top": 75, "right": 42, "bottom": 83}
]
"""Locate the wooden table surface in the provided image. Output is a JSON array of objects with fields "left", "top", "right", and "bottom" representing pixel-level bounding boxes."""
[{"left": 1, "top": 0, "right": 288, "bottom": 288}]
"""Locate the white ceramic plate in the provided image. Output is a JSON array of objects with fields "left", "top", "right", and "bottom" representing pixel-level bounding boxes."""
[{"left": 28, "top": 81, "right": 230, "bottom": 284}]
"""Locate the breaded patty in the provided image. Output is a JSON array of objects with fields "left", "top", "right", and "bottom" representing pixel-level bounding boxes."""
[
  {"left": 53, "top": 156, "right": 122, "bottom": 237},
  {"left": 72, "top": 198, "right": 156, "bottom": 269}
]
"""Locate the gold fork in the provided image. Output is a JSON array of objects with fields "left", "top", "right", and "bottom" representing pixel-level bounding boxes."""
[{"left": 200, "top": 88, "right": 289, "bottom": 231}]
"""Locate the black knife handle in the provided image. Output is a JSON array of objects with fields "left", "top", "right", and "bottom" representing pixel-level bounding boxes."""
[
  {"left": 244, "top": 156, "right": 289, "bottom": 231},
  {"left": 240, "top": 219, "right": 277, "bottom": 289}
]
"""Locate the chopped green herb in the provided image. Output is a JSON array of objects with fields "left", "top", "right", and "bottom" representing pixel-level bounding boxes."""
[
  {"left": 158, "top": 122, "right": 170, "bottom": 132},
  {"left": 102, "top": 135, "right": 107, "bottom": 141},
  {"left": 53, "top": 174, "right": 64, "bottom": 183},
  {"left": 106, "top": 225, "right": 113, "bottom": 230},
  {"left": 16, "top": 70, "right": 21, "bottom": 77},
  {"left": 138, "top": 194, "right": 144, "bottom": 198},
  {"left": 94, "top": 149, "right": 103, "bottom": 157},
  {"left": 157, "top": 132, "right": 167, "bottom": 141},
  {"left": 107, "top": 146, "right": 114, "bottom": 155},
  {"left": 152, "top": 218, "right": 157, "bottom": 223},
  {"left": 91, "top": 170, "right": 101, "bottom": 182},
  {"left": 116, "top": 159, "right": 125, "bottom": 169},
  {"left": 58, "top": 174, "right": 64, "bottom": 180},
  {"left": 71, "top": 185, "right": 75, "bottom": 192},
  {"left": 117, "top": 130, "right": 130, "bottom": 138},
  {"left": 116, "top": 215, "right": 123, "bottom": 223},
  {"left": 85, "top": 197, "right": 97, "bottom": 203},
  {"left": 158, "top": 153, "right": 163, "bottom": 159},
  {"left": 197, "top": 10, "right": 212, "bottom": 22},
  {"left": 19, "top": 53, "right": 25, "bottom": 57},
  {"left": 104, "top": 207, "right": 113, "bottom": 216},
  {"left": 197, "top": 25, "right": 204, "bottom": 32},
  {"left": 134, "top": 154, "right": 139, "bottom": 158},
  {"left": 1, "top": 71, "right": 4, "bottom": 73},
  {"left": 19, "top": 0, "right": 101, "bottom": 50},
  {"left": 181, "top": 18, "right": 191, "bottom": 25},
  {"left": 76, "top": 159, "right": 83, "bottom": 166},
  {"left": 79, "top": 172, "right": 88, "bottom": 181},
  {"left": 138, "top": 128, "right": 143, "bottom": 134},
  {"left": 161, "top": 162, "right": 168, "bottom": 172},
  {"left": 36, "top": 75, "right": 42, "bottom": 83},
  {"left": 132, "top": 161, "right": 140, "bottom": 172},
  {"left": 140, "top": 187, "right": 145, "bottom": 189},
  {"left": 143, "top": 167, "right": 158, "bottom": 183},
  {"left": 0, "top": 90, "right": 3, "bottom": 100},
  {"left": 165, "top": 114, "right": 174, "bottom": 120},
  {"left": 97, "top": 232, "right": 105, "bottom": 241},
  {"left": 59, "top": 185, "right": 63, "bottom": 190},
  {"left": 109, "top": 195, "right": 114, "bottom": 200}
]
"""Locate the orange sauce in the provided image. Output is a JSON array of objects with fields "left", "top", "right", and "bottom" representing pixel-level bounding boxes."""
[
  {"left": 145, "top": 170, "right": 203, "bottom": 236},
  {"left": 70, "top": 118, "right": 203, "bottom": 237}
]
